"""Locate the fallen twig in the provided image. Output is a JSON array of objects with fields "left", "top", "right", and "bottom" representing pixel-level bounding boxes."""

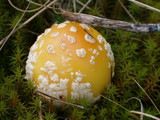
[{"left": 62, "top": 10, "right": 160, "bottom": 33}]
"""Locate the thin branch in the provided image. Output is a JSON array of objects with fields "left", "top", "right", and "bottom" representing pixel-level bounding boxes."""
[
  {"left": 128, "top": 0, "right": 160, "bottom": 13},
  {"left": 117, "top": 0, "right": 137, "bottom": 23},
  {"left": 130, "top": 111, "right": 160, "bottom": 120},
  {"left": 132, "top": 78, "right": 160, "bottom": 114},
  {"left": 0, "top": 0, "right": 57, "bottom": 51},
  {"left": 62, "top": 10, "right": 160, "bottom": 33}
]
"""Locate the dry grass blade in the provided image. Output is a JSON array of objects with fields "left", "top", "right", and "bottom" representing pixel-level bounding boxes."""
[
  {"left": 73, "top": 0, "right": 76, "bottom": 12},
  {"left": 117, "top": 0, "right": 137, "bottom": 23},
  {"left": 39, "top": 101, "right": 44, "bottom": 120},
  {"left": 25, "top": 29, "right": 39, "bottom": 36},
  {"left": 100, "top": 94, "right": 128, "bottom": 111},
  {"left": 132, "top": 78, "right": 160, "bottom": 114},
  {"left": 35, "top": 91, "right": 84, "bottom": 109},
  {"left": 127, "top": 97, "right": 144, "bottom": 120},
  {"left": 76, "top": 0, "right": 91, "bottom": 10},
  {"left": 78, "top": 0, "right": 92, "bottom": 13},
  {"left": 100, "top": 94, "right": 139, "bottom": 120},
  {"left": 27, "top": 0, "right": 53, "bottom": 9},
  {"left": 0, "top": 2, "right": 30, "bottom": 51},
  {"left": 8, "top": 0, "right": 43, "bottom": 12},
  {"left": 128, "top": 0, "right": 160, "bottom": 13},
  {"left": 0, "top": 0, "right": 57, "bottom": 51},
  {"left": 130, "top": 111, "right": 160, "bottom": 120}
]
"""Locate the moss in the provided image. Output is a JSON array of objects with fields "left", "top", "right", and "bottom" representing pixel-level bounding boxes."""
[{"left": 0, "top": 0, "right": 160, "bottom": 119}]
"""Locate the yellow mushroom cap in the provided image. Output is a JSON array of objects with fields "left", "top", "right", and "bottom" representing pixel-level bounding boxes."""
[{"left": 25, "top": 21, "right": 115, "bottom": 104}]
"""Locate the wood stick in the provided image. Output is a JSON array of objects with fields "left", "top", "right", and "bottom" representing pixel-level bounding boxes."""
[{"left": 62, "top": 10, "right": 160, "bottom": 33}]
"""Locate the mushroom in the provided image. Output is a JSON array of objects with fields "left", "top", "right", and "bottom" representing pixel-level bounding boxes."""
[{"left": 25, "top": 21, "right": 115, "bottom": 104}]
